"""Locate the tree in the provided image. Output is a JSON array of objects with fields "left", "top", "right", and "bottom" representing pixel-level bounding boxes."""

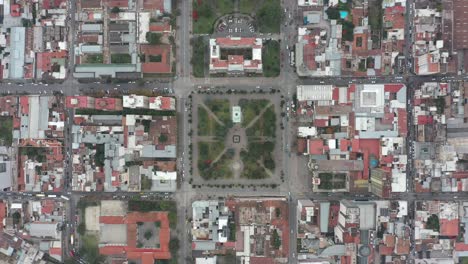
[
  {"left": 257, "top": 1, "right": 282, "bottom": 33},
  {"left": 196, "top": 1, "right": 212, "bottom": 17},
  {"left": 12, "top": 211, "right": 21, "bottom": 225},
  {"left": 77, "top": 222, "right": 86, "bottom": 235},
  {"left": 21, "top": 18, "right": 33, "bottom": 27},
  {"left": 158, "top": 134, "right": 168, "bottom": 143},
  {"left": 326, "top": 7, "right": 340, "bottom": 19},
  {"left": 144, "top": 230, "right": 153, "bottom": 240},
  {"left": 426, "top": 214, "right": 440, "bottom": 231},
  {"left": 146, "top": 32, "right": 162, "bottom": 45},
  {"left": 137, "top": 78, "right": 145, "bottom": 87},
  {"left": 111, "top": 7, "right": 120, "bottom": 13},
  {"left": 169, "top": 238, "right": 180, "bottom": 255},
  {"left": 275, "top": 208, "right": 281, "bottom": 218},
  {"left": 271, "top": 229, "right": 281, "bottom": 249}
]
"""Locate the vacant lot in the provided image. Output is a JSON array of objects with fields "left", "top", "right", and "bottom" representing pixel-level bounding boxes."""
[{"left": 0, "top": 117, "right": 13, "bottom": 146}]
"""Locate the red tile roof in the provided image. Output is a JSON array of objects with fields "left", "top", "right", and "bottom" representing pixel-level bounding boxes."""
[
  {"left": 417, "top": 115, "right": 433, "bottom": 125},
  {"left": 140, "top": 45, "right": 172, "bottom": 73},
  {"left": 20, "top": 96, "right": 29, "bottom": 115},
  {"left": 66, "top": 96, "right": 93, "bottom": 109},
  {"left": 95, "top": 98, "right": 122, "bottom": 111},
  {"left": 11, "top": 4, "right": 21, "bottom": 16},
  {"left": 149, "top": 21, "right": 171, "bottom": 33},
  {"left": 143, "top": 0, "right": 164, "bottom": 11},
  {"left": 104, "top": 0, "right": 128, "bottom": 8},
  {"left": 440, "top": 219, "right": 459, "bottom": 237},
  {"left": 215, "top": 37, "right": 257, "bottom": 47},
  {"left": 397, "top": 109, "right": 408, "bottom": 136},
  {"left": 379, "top": 245, "right": 394, "bottom": 255},
  {"left": 49, "top": 247, "right": 62, "bottom": 256},
  {"left": 41, "top": 200, "right": 55, "bottom": 214},
  {"left": 99, "top": 211, "right": 171, "bottom": 261},
  {"left": 308, "top": 139, "right": 325, "bottom": 155},
  {"left": 314, "top": 119, "right": 328, "bottom": 127},
  {"left": 228, "top": 55, "right": 244, "bottom": 65},
  {"left": 0, "top": 202, "right": 5, "bottom": 231},
  {"left": 303, "top": 43, "right": 317, "bottom": 70},
  {"left": 36, "top": 51, "right": 68, "bottom": 74},
  {"left": 384, "top": 84, "right": 405, "bottom": 93}
]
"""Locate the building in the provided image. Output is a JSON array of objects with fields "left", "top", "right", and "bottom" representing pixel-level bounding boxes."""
[
  {"left": 123, "top": 95, "right": 149, "bottom": 109},
  {"left": 192, "top": 200, "right": 230, "bottom": 251},
  {"left": 209, "top": 37, "right": 263, "bottom": 75},
  {"left": 66, "top": 96, "right": 96, "bottom": 109},
  {"left": 232, "top": 106, "right": 241, "bottom": 123},
  {"left": 149, "top": 96, "right": 176, "bottom": 111},
  {"left": 96, "top": 200, "right": 171, "bottom": 262}
]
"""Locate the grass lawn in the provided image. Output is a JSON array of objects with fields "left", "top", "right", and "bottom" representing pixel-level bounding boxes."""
[
  {"left": 80, "top": 235, "right": 106, "bottom": 263},
  {"left": 256, "top": 0, "right": 282, "bottom": 33},
  {"left": 191, "top": 36, "right": 206, "bottom": 77},
  {"left": 202, "top": 152, "right": 233, "bottom": 179},
  {"left": 239, "top": 99, "right": 269, "bottom": 127},
  {"left": 197, "top": 107, "right": 223, "bottom": 136},
  {"left": 198, "top": 141, "right": 225, "bottom": 165},
  {"left": 318, "top": 173, "right": 347, "bottom": 190},
  {"left": 217, "top": 0, "right": 235, "bottom": 14},
  {"left": 262, "top": 40, "right": 280, "bottom": 77},
  {"left": 193, "top": 0, "right": 235, "bottom": 34},
  {"left": 239, "top": 0, "right": 257, "bottom": 14},
  {"left": 198, "top": 141, "right": 228, "bottom": 179},
  {"left": 204, "top": 99, "right": 231, "bottom": 125},
  {"left": 193, "top": 15, "right": 215, "bottom": 34},
  {"left": 240, "top": 141, "right": 275, "bottom": 179},
  {"left": 85, "top": 54, "right": 103, "bottom": 64},
  {"left": 246, "top": 105, "right": 276, "bottom": 138},
  {"left": 111, "top": 53, "right": 132, "bottom": 64},
  {"left": 0, "top": 117, "right": 13, "bottom": 146}
]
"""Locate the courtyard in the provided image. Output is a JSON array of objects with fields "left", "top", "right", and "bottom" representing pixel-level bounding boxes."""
[{"left": 191, "top": 93, "right": 282, "bottom": 184}]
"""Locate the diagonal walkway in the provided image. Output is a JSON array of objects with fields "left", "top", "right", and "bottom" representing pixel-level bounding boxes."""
[
  {"left": 198, "top": 102, "right": 225, "bottom": 126},
  {"left": 244, "top": 102, "right": 274, "bottom": 129}
]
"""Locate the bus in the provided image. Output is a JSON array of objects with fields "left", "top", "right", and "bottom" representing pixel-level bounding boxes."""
[
  {"left": 47, "top": 194, "right": 57, "bottom": 198},
  {"left": 61, "top": 195, "right": 69, "bottom": 201},
  {"left": 70, "top": 234, "right": 74, "bottom": 246}
]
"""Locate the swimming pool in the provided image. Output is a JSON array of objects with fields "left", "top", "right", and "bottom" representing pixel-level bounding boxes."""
[{"left": 339, "top": 11, "right": 349, "bottom": 19}]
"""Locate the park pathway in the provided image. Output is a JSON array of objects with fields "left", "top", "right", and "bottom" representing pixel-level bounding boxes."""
[
  {"left": 198, "top": 101, "right": 225, "bottom": 126},
  {"left": 244, "top": 102, "right": 274, "bottom": 129}
]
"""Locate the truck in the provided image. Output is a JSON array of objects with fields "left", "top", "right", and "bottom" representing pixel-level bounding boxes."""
[{"left": 290, "top": 51, "right": 295, "bottom": 66}]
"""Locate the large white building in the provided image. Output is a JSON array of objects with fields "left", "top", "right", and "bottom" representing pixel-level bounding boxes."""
[{"left": 209, "top": 37, "right": 263, "bottom": 74}]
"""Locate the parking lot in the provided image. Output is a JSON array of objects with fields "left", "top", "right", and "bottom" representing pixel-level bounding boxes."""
[{"left": 214, "top": 14, "right": 257, "bottom": 37}]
